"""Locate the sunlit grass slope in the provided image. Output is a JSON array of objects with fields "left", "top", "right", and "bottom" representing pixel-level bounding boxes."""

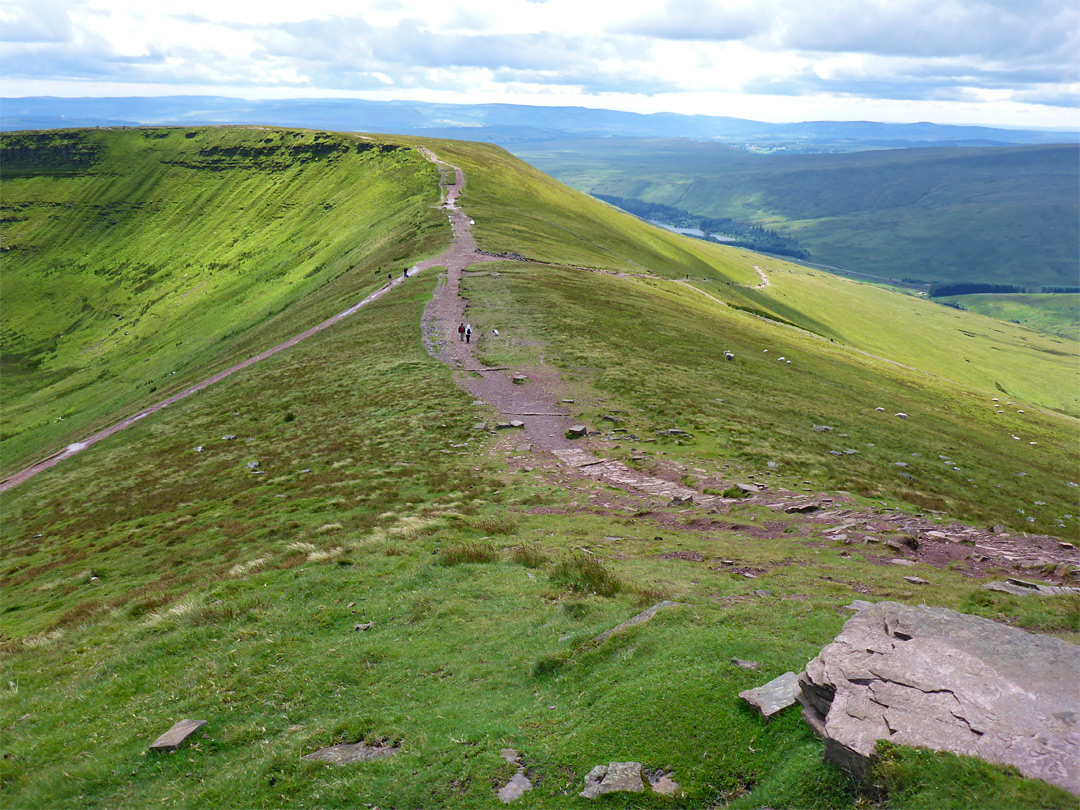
[
  {"left": 695, "top": 255, "right": 1079, "bottom": 417},
  {"left": 1, "top": 127, "right": 445, "bottom": 473},
  {"left": 939, "top": 293, "right": 1080, "bottom": 341},
  {"left": 400, "top": 137, "right": 760, "bottom": 284}
]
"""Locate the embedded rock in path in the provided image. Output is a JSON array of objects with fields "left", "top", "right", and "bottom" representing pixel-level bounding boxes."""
[
  {"left": 566, "top": 425, "right": 588, "bottom": 439},
  {"left": 580, "top": 762, "right": 646, "bottom": 798},
  {"left": 740, "top": 671, "right": 800, "bottom": 720},
  {"left": 512, "top": 374, "right": 528, "bottom": 385},
  {"left": 798, "top": 601, "right": 1080, "bottom": 795},
  {"left": 149, "top": 719, "right": 206, "bottom": 752}
]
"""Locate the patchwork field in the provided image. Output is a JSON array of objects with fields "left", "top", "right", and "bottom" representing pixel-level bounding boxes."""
[{"left": 1, "top": 128, "right": 1077, "bottom": 809}]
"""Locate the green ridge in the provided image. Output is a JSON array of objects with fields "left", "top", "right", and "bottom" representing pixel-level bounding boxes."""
[{"left": 2, "top": 128, "right": 1078, "bottom": 810}]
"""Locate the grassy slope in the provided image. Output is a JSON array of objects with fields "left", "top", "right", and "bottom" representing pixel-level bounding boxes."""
[
  {"left": 939, "top": 293, "right": 1080, "bottom": 341},
  {"left": 512, "top": 138, "right": 1080, "bottom": 287},
  {"left": 0, "top": 127, "right": 445, "bottom": 474},
  {"left": 1, "top": 131, "right": 1078, "bottom": 810}
]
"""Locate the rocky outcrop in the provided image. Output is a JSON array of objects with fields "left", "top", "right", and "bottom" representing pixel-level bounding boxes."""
[{"left": 798, "top": 601, "right": 1080, "bottom": 795}]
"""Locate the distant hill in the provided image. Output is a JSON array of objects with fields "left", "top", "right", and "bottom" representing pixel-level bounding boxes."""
[
  {"left": 2, "top": 96, "right": 1076, "bottom": 151},
  {"left": 514, "top": 138, "right": 1080, "bottom": 288}
]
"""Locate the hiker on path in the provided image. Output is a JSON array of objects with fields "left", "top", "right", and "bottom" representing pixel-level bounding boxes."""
[
  {"left": 403, "top": 267, "right": 409, "bottom": 279},
  {"left": 465, "top": 324, "right": 472, "bottom": 344},
  {"left": 458, "top": 323, "right": 466, "bottom": 341}
]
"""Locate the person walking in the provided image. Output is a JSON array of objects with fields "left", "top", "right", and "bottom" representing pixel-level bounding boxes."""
[
  {"left": 402, "top": 267, "right": 409, "bottom": 279},
  {"left": 458, "top": 322, "right": 466, "bottom": 341},
  {"left": 465, "top": 324, "right": 472, "bottom": 344}
]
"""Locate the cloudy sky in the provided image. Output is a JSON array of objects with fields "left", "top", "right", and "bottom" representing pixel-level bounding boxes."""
[{"left": 2, "top": 0, "right": 1078, "bottom": 127}]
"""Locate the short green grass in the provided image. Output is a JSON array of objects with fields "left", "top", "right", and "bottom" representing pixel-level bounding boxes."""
[{"left": 938, "top": 293, "right": 1080, "bottom": 341}]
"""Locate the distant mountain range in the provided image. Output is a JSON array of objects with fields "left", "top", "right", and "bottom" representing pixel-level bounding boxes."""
[{"left": 2, "top": 96, "right": 1077, "bottom": 152}]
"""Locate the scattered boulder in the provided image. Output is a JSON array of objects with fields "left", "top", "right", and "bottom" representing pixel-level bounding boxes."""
[
  {"left": 812, "top": 425, "right": 833, "bottom": 432},
  {"left": 149, "top": 719, "right": 207, "bottom": 752},
  {"left": 785, "top": 502, "right": 820, "bottom": 514},
  {"left": 740, "top": 671, "right": 801, "bottom": 720},
  {"left": 245, "top": 461, "right": 260, "bottom": 469},
  {"left": 895, "top": 412, "right": 907, "bottom": 419},
  {"left": 580, "top": 762, "right": 646, "bottom": 799},
  {"left": 566, "top": 425, "right": 588, "bottom": 439},
  {"left": 512, "top": 375, "right": 528, "bottom": 385},
  {"left": 302, "top": 741, "right": 398, "bottom": 765},
  {"left": 473, "top": 422, "right": 488, "bottom": 431},
  {"left": 724, "top": 351, "right": 735, "bottom": 361},
  {"left": 670, "top": 495, "right": 694, "bottom": 506},
  {"left": 731, "top": 657, "right": 759, "bottom": 670},
  {"left": 903, "top": 576, "right": 928, "bottom": 585},
  {"left": 222, "top": 434, "right": 236, "bottom": 440},
  {"left": 797, "top": 601, "right": 1080, "bottom": 794}
]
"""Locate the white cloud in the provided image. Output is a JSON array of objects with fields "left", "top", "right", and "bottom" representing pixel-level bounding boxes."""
[{"left": 0, "top": 0, "right": 1076, "bottom": 127}]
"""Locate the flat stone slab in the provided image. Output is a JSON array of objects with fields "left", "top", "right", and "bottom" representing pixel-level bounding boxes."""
[
  {"left": 302, "top": 741, "right": 398, "bottom": 765},
  {"left": 984, "top": 579, "right": 1080, "bottom": 597},
  {"left": 798, "top": 601, "right": 1080, "bottom": 794},
  {"left": 740, "top": 671, "right": 800, "bottom": 720},
  {"left": 149, "top": 719, "right": 206, "bottom": 752},
  {"left": 580, "top": 762, "right": 646, "bottom": 798},
  {"left": 592, "top": 600, "right": 682, "bottom": 643},
  {"left": 497, "top": 749, "right": 533, "bottom": 803}
]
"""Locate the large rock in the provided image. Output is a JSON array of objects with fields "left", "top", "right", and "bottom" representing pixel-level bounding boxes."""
[
  {"left": 740, "top": 671, "right": 800, "bottom": 720},
  {"left": 580, "top": 762, "right": 646, "bottom": 798},
  {"left": 798, "top": 601, "right": 1080, "bottom": 794}
]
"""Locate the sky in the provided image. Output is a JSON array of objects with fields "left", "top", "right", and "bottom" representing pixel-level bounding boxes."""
[{"left": 1, "top": 0, "right": 1078, "bottom": 128}]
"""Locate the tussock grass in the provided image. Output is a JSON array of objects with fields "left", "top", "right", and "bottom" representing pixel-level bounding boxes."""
[
  {"left": 437, "top": 542, "right": 498, "bottom": 566},
  {"left": 551, "top": 551, "right": 622, "bottom": 597},
  {"left": 510, "top": 544, "right": 548, "bottom": 568}
]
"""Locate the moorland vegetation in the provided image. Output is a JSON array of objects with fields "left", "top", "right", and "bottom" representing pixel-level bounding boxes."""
[{"left": 1, "top": 127, "right": 1077, "bottom": 810}]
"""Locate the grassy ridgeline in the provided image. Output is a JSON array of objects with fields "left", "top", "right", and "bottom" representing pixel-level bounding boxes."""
[{"left": 1, "top": 127, "right": 445, "bottom": 473}]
